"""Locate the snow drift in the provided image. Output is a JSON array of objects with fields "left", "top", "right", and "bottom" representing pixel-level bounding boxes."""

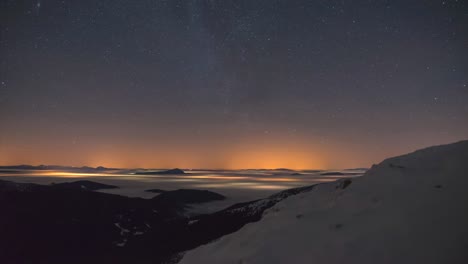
[{"left": 180, "top": 140, "right": 468, "bottom": 264}]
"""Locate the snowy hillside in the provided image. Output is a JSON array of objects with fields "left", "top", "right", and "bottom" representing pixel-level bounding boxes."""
[{"left": 180, "top": 140, "right": 468, "bottom": 264}]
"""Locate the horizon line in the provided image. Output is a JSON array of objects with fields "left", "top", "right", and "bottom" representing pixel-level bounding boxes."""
[{"left": 0, "top": 164, "right": 369, "bottom": 171}]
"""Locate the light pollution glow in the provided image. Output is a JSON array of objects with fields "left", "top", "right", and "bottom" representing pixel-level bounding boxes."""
[{"left": 0, "top": 131, "right": 456, "bottom": 169}]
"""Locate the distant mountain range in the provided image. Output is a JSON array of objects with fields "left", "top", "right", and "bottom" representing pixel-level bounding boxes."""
[
  {"left": 0, "top": 165, "right": 117, "bottom": 171},
  {"left": 0, "top": 165, "right": 368, "bottom": 173}
]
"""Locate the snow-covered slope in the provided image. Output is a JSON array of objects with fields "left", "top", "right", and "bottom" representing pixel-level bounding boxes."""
[{"left": 180, "top": 140, "right": 468, "bottom": 264}]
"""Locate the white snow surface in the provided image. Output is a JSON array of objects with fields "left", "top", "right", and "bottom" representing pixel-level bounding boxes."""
[{"left": 180, "top": 141, "right": 468, "bottom": 264}]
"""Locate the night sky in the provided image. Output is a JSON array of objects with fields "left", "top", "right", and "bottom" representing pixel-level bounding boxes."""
[{"left": 1, "top": 0, "right": 467, "bottom": 169}]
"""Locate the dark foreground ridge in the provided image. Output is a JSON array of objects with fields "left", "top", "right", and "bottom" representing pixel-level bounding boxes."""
[{"left": 0, "top": 178, "right": 317, "bottom": 264}]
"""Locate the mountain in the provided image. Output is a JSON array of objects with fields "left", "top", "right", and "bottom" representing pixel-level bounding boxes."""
[
  {"left": 50, "top": 180, "right": 118, "bottom": 191},
  {"left": 320, "top": 171, "right": 362, "bottom": 176},
  {"left": 343, "top": 167, "right": 369, "bottom": 171},
  {"left": 0, "top": 165, "right": 117, "bottom": 172},
  {"left": 135, "top": 168, "right": 186, "bottom": 175},
  {"left": 0, "top": 178, "right": 315, "bottom": 264},
  {"left": 145, "top": 188, "right": 167, "bottom": 193},
  {"left": 2, "top": 141, "right": 467, "bottom": 264},
  {"left": 0, "top": 179, "right": 228, "bottom": 264},
  {"left": 151, "top": 189, "right": 225, "bottom": 204},
  {"left": 0, "top": 180, "right": 117, "bottom": 192},
  {"left": 179, "top": 140, "right": 468, "bottom": 264},
  {"left": 320, "top": 171, "right": 345, "bottom": 175}
]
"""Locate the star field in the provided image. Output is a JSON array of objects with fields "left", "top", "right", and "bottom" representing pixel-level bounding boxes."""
[{"left": 1, "top": 0, "right": 467, "bottom": 169}]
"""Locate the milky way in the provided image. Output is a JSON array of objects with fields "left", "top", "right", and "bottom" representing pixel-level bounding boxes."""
[{"left": 1, "top": 0, "right": 467, "bottom": 169}]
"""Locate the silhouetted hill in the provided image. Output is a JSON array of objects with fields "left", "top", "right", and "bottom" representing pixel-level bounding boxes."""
[
  {"left": 0, "top": 178, "right": 315, "bottom": 264},
  {"left": 50, "top": 180, "right": 118, "bottom": 191},
  {"left": 320, "top": 171, "right": 345, "bottom": 175},
  {"left": 135, "top": 168, "right": 185, "bottom": 175},
  {"left": 0, "top": 165, "right": 117, "bottom": 172},
  {"left": 320, "top": 171, "right": 361, "bottom": 176},
  {"left": 145, "top": 188, "right": 167, "bottom": 193},
  {"left": 151, "top": 189, "right": 225, "bottom": 204},
  {"left": 343, "top": 167, "right": 368, "bottom": 171}
]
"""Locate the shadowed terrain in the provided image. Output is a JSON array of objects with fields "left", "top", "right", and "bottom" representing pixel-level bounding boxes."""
[{"left": 0, "top": 178, "right": 316, "bottom": 264}]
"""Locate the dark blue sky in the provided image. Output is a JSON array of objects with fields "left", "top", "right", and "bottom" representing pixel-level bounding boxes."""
[{"left": 1, "top": 0, "right": 467, "bottom": 169}]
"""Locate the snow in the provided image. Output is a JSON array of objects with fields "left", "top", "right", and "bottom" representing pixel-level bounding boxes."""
[
  {"left": 114, "top": 223, "right": 131, "bottom": 247},
  {"left": 114, "top": 223, "right": 130, "bottom": 236},
  {"left": 180, "top": 140, "right": 468, "bottom": 264},
  {"left": 115, "top": 239, "right": 127, "bottom": 247},
  {"left": 188, "top": 220, "right": 199, "bottom": 225}
]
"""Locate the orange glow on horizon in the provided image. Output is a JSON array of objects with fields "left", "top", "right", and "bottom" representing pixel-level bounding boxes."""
[
  {"left": 0, "top": 147, "right": 328, "bottom": 170},
  {"left": 0, "top": 132, "right": 381, "bottom": 170}
]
